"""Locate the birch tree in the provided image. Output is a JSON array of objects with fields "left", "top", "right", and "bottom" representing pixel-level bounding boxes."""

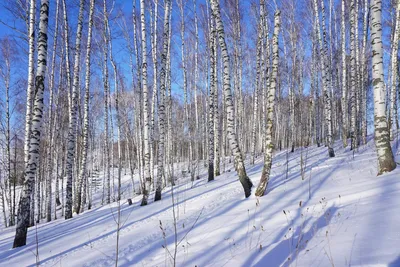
[
  {"left": 255, "top": 10, "right": 280, "bottom": 197},
  {"left": 341, "top": 0, "right": 348, "bottom": 147},
  {"left": 360, "top": 0, "right": 368, "bottom": 144},
  {"left": 390, "top": 0, "right": 400, "bottom": 140},
  {"left": 210, "top": 0, "right": 253, "bottom": 197},
  {"left": 44, "top": 0, "right": 60, "bottom": 223},
  {"left": 103, "top": 0, "right": 111, "bottom": 204},
  {"left": 313, "top": 0, "right": 335, "bottom": 157},
  {"left": 349, "top": 0, "right": 358, "bottom": 150},
  {"left": 251, "top": 0, "right": 265, "bottom": 164},
  {"left": 65, "top": 0, "right": 85, "bottom": 220},
  {"left": 13, "top": 0, "right": 49, "bottom": 248},
  {"left": 370, "top": 0, "right": 396, "bottom": 175},
  {"left": 23, "top": 0, "right": 36, "bottom": 168},
  {"left": 140, "top": 0, "right": 152, "bottom": 206},
  {"left": 208, "top": 15, "right": 215, "bottom": 182},
  {"left": 76, "top": 0, "right": 95, "bottom": 214},
  {"left": 154, "top": 0, "right": 171, "bottom": 201}
]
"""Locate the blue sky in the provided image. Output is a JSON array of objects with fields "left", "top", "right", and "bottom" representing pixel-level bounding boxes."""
[{"left": 0, "top": 0, "right": 396, "bottom": 134}]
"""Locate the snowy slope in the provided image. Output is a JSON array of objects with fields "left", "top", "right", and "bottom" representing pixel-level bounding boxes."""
[{"left": 1, "top": 137, "right": 400, "bottom": 267}]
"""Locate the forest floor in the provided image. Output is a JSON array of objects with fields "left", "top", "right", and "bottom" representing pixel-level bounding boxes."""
[{"left": 1, "top": 136, "right": 400, "bottom": 267}]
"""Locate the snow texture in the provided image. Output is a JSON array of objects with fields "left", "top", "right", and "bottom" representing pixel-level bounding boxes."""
[{"left": 1, "top": 136, "right": 400, "bottom": 266}]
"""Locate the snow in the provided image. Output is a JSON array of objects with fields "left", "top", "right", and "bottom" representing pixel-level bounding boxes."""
[{"left": 1, "top": 137, "right": 400, "bottom": 267}]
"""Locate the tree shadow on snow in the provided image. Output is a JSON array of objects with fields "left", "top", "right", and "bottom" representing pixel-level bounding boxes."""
[{"left": 247, "top": 206, "right": 338, "bottom": 267}]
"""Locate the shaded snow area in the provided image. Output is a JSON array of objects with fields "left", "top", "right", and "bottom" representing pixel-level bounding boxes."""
[{"left": 1, "top": 137, "right": 400, "bottom": 267}]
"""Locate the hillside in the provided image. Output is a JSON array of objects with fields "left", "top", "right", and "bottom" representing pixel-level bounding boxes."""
[{"left": 1, "top": 138, "right": 400, "bottom": 267}]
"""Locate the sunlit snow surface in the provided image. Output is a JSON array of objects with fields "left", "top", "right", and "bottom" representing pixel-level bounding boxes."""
[{"left": 1, "top": 136, "right": 400, "bottom": 267}]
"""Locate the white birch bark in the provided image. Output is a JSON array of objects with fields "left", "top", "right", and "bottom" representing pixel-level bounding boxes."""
[
  {"left": 103, "top": 0, "right": 111, "bottom": 204},
  {"left": 370, "top": 0, "right": 396, "bottom": 175},
  {"left": 45, "top": 0, "right": 60, "bottom": 223},
  {"left": 313, "top": 0, "right": 335, "bottom": 157},
  {"left": 154, "top": 0, "right": 171, "bottom": 201},
  {"left": 140, "top": 0, "right": 152, "bottom": 206},
  {"left": 23, "top": 0, "right": 36, "bottom": 170},
  {"left": 150, "top": 0, "right": 158, "bottom": 186},
  {"left": 193, "top": 0, "right": 200, "bottom": 179},
  {"left": 251, "top": 0, "right": 264, "bottom": 164},
  {"left": 214, "top": 41, "right": 220, "bottom": 177},
  {"left": 390, "top": 0, "right": 400, "bottom": 140},
  {"left": 65, "top": 0, "right": 84, "bottom": 219},
  {"left": 255, "top": 10, "right": 280, "bottom": 197},
  {"left": 210, "top": 0, "right": 253, "bottom": 197},
  {"left": 76, "top": 0, "right": 94, "bottom": 214},
  {"left": 361, "top": 0, "right": 368, "bottom": 144},
  {"left": 13, "top": 0, "right": 49, "bottom": 248},
  {"left": 341, "top": 0, "right": 348, "bottom": 147},
  {"left": 350, "top": 0, "right": 358, "bottom": 150},
  {"left": 208, "top": 16, "right": 215, "bottom": 182},
  {"left": 62, "top": 0, "right": 72, "bottom": 110}
]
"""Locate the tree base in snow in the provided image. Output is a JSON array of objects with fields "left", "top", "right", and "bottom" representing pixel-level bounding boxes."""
[{"left": 328, "top": 148, "right": 335, "bottom": 157}]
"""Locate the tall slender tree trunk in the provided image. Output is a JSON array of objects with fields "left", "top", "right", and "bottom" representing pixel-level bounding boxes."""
[
  {"left": 390, "top": 0, "right": 400, "bottom": 140},
  {"left": 255, "top": 10, "right": 280, "bottom": 197},
  {"left": 150, "top": 0, "right": 158, "bottom": 187},
  {"left": 208, "top": 16, "right": 215, "bottom": 182},
  {"left": 45, "top": 0, "right": 60, "bottom": 223},
  {"left": 103, "top": 0, "right": 111, "bottom": 204},
  {"left": 313, "top": 0, "right": 335, "bottom": 157},
  {"left": 23, "top": 0, "right": 36, "bottom": 168},
  {"left": 251, "top": 0, "right": 264, "bottom": 163},
  {"left": 370, "top": 0, "right": 396, "bottom": 175},
  {"left": 13, "top": 0, "right": 49, "bottom": 248},
  {"left": 214, "top": 45, "right": 220, "bottom": 177},
  {"left": 2, "top": 40, "right": 13, "bottom": 226},
  {"left": 350, "top": 0, "right": 358, "bottom": 150},
  {"left": 210, "top": 0, "right": 252, "bottom": 197},
  {"left": 154, "top": 0, "right": 171, "bottom": 201},
  {"left": 62, "top": 0, "right": 72, "bottom": 111},
  {"left": 140, "top": 0, "right": 152, "bottom": 206},
  {"left": 76, "top": 0, "right": 94, "bottom": 214},
  {"left": 361, "top": 0, "right": 369, "bottom": 144},
  {"left": 193, "top": 0, "right": 200, "bottom": 179},
  {"left": 341, "top": 0, "right": 348, "bottom": 147},
  {"left": 65, "top": 0, "right": 85, "bottom": 219}
]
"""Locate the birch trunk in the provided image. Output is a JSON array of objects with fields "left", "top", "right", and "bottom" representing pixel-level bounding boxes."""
[
  {"left": 349, "top": 0, "right": 358, "bottom": 150},
  {"left": 313, "top": 0, "right": 335, "bottom": 157},
  {"left": 370, "top": 0, "right": 396, "bottom": 175},
  {"left": 65, "top": 0, "right": 84, "bottom": 219},
  {"left": 361, "top": 0, "right": 368, "bottom": 144},
  {"left": 210, "top": 0, "right": 253, "bottom": 197},
  {"left": 150, "top": 0, "right": 158, "bottom": 185},
  {"left": 341, "top": 0, "right": 348, "bottom": 147},
  {"left": 45, "top": 0, "right": 60, "bottom": 223},
  {"left": 23, "top": 0, "right": 36, "bottom": 168},
  {"left": 208, "top": 16, "right": 215, "bottom": 182},
  {"left": 154, "top": 0, "right": 171, "bottom": 201},
  {"left": 214, "top": 46, "right": 220, "bottom": 177},
  {"left": 251, "top": 0, "right": 264, "bottom": 164},
  {"left": 390, "top": 0, "right": 400, "bottom": 140},
  {"left": 255, "top": 10, "right": 280, "bottom": 197},
  {"left": 76, "top": 0, "right": 94, "bottom": 214},
  {"left": 194, "top": 0, "right": 200, "bottom": 179},
  {"left": 62, "top": 0, "right": 72, "bottom": 111},
  {"left": 13, "top": 0, "right": 49, "bottom": 248},
  {"left": 140, "top": 0, "right": 152, "bottom": 206},
  {"left": 103, "top": 0, "right": 111, "bottom": 204}
]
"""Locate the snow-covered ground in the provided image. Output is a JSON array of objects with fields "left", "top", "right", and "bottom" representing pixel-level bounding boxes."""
[{"left": 1, "top": 137, "right": 400, "bottom": 267}]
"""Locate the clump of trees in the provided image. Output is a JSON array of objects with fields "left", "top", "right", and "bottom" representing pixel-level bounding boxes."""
[{"left": 0, "top": 0, "right": 397, "bottom": 248}]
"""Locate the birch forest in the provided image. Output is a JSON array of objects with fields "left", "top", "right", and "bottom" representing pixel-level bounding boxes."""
[{"left": 0, "top": 0, "right": 400, "bottom": 266}]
